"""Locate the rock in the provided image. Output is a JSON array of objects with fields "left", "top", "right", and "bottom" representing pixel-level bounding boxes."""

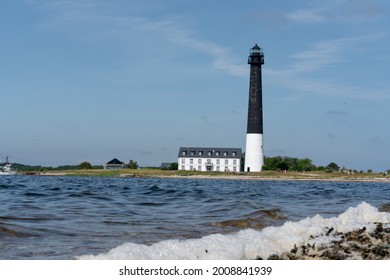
[{"left": 262, "top": 223, "right": 390, "bottom": 260}]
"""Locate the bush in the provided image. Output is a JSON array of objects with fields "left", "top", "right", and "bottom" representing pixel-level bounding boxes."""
[
  {"left": 79, "top": 162, "right": 92, "bottom": 169},
  {"left": 326, "top": 162, "right": 340, "bottom": 172},
  {"left": 127, "top": 160, "right": 139, "bottom": 169}
]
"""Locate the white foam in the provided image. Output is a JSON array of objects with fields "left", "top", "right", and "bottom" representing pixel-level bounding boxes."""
[{"left": 77, "top": 202, "right": 390, "bottom": 260}]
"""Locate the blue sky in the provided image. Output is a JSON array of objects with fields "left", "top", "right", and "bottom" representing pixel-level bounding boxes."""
[{"left": 1, "top": 0, "right": 389, "bottom": 171}]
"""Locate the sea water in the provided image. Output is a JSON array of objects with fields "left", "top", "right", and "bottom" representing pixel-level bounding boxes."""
[{"left": 0, "top": 175, "right": 389, "bottom": 259}]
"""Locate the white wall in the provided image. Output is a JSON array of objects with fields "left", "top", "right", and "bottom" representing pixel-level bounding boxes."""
[
  {"left": 244, "top": 133, "right": 264, "bottom": 172},
  {"left": 178, "top": 157, "right": 241, "bottom": 172}
]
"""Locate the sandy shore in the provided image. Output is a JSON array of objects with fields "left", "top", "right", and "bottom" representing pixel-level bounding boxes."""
[
  {"left": 156, "top": 174, "right": 390, "bottom": 183},
  {"left": 33, "top": 171, "right": 390, "bottom": 183}
]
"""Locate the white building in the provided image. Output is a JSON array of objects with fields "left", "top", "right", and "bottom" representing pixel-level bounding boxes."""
[{"left": 178, "top": 147, "right": 242, "bottom": 172}]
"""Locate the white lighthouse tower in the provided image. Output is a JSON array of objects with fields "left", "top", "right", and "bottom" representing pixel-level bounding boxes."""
[{"left": 244, "top": 44, "right": 264, "bottom": 172}]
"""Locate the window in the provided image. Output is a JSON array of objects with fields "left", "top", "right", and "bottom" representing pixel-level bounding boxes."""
[
  {"left": 198, "top": 151, "right": 203, "bottom": 156},
  {"left": 208, "top": 151, "right": 212, "bottom": 156},
  {"left": 216, "top": 151, "right": 220, "bottom": 156},
  {"left": 233, "top": 159, "right": 237, "bottom": 165},
  {"left": 190, "top": 159, "right": 193, "bottom": 164},
  {"left": 198, "top": 159, "right": 202, "bottom": 164},
  {"left": 190, "top": 165, "right": 193, "bottom": 170},
  {"left": 182, "top": 151, "right": 187, "bottom": 156},
  {"left": 233, "top": 166, "right": 237, "bottom": 172},
  {"left": 216, "top": 159, "right": 220, "bottom": 164},
  {"left": 224, "top": 151, "right": 228, "bottom": 156},
  {"left": 225, "top": 159, "right": 228, "bottom": 165},
  {"left": 181, "top": 158, "right": 185, "bottom": 164},
  {"left": 232, "top": 152, "right": 236, "bottom": 157},
  {"left": 216, "top": 166, "right": 220, "bottom": 171},
  {"left": 198, "top": 166, "right": 201, "bottom": 171},
  {"left": 181, "top": 166, "right": 185, "bottom": 170},
  {"left": 191, "top": 151, "right": 195, "bottom": 156}
]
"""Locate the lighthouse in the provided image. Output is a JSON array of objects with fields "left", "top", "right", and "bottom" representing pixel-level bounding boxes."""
[{"left": 244, "top": 44, "right": 264, "bottom": 172}]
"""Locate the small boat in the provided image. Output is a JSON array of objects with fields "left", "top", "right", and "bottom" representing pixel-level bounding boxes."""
[{"left": 0, "top": 163, "right": 17, "bottom": 175}]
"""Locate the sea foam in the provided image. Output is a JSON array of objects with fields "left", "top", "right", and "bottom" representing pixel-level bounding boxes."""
[{"left": 77, "top": 202, "right": 390, "bottom": 260}]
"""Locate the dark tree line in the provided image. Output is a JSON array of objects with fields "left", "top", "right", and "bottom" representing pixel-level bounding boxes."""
[
  {"left": 10, "top": 162, "right": 104, "bottom": 171},
  {"left": 8, "top": 159, "right": 141, "bottom": 171},
  {"left": 262, "top": 156, "right": 340, "bottom": 172}
]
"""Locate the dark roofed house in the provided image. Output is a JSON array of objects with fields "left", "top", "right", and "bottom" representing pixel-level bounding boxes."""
[{"left": 104, "top": 158, "right": 124, "bottom": 170}]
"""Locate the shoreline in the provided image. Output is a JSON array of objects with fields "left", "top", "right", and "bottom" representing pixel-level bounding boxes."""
[
  {"left": 146, "top": 174, "right": 390, "bottom": 183},
  {"left": 23, "top": 170, "right": 390, "bottom": 183}
]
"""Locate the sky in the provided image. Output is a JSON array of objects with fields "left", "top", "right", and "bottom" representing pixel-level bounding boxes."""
[{"left": 1, "top": 0, "right": 389, "bottom": 171}]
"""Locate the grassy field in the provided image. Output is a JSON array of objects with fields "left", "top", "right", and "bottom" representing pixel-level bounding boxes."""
[{"left": 34, "top": 168, "right": 390, "bottom": 182}]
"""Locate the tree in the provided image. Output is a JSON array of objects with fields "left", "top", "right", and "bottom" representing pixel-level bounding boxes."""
[
  {"left": 169, "top": 162, "right": 178, "bottom": 170},
  {"left": 284, "top": 157, "right": 298, "bottom": 171},
  {"left": 263, "top": 156, "right": 284, "bottom": 170},
  {"left": 296, "top": 158, "right": 314, "bottom": 172},
  {"left": 263, "top": 156, "right": 301, "bottom": 171},
  {"left": 326, "top": 162, "right": 340, "bottom": 172},
  {"left": 127, "top": 160, "right": 139, "bottom": 169},
  {"left": 277, "top": 161, "right": 289, "bottom": 171},
  {"left": 79, "top": 161, "right": 92, "bottom": 169}
]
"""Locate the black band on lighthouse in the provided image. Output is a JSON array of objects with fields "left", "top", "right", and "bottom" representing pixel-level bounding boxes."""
[{"left": 246, "top": 44, "right": 264, "bottom": 134}]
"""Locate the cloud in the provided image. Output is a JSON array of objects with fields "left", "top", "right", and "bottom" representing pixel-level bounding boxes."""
[
  {"left": 132, "top": 19, "right": 247, "bottom": 76},
  {"left": 287, "top": 35, "right": 379, "bottom": 73},
  {"left": 28, "top": 0, "right": 247, "bottom": 77},
  {"left": 286, "top": 9, "right": 330, "bottom": 23},
  {"left": 345, "top": 0, "right": 383, "bottom": 18},
  {"left": 285, "top": 0, "right": 384, "bottom": 24},
  {"left": 267, "top": 34, "right": 390, "bottom": 100},
  {"left": 267, "top": 36, "right": 363, "bottom": 84}
]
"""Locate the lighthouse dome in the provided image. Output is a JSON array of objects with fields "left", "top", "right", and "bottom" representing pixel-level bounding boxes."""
[
  {"left": 248, "top": 44, "right": 264, "bottom": 64},
  {"left": 250, "top": 44, "right": 262, "bottom": 55}
]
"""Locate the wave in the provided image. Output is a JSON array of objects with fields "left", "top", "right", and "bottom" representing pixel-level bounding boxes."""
[
  {"left": 211, "top": 208, "right": 287, "bottom": 229},
  {"left": 77, "top": 202, "right": 390, "bottom": 260},
  {"left": 0, "top": 223, "right": 41, "bottom": 238},
  {"left": 378, "top": 202, "right": 390, "bottom": 213}
]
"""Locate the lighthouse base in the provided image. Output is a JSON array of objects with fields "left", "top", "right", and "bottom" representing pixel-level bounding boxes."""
[{"left": 244, "top": 133, "right": 264, "bottom": 172}]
